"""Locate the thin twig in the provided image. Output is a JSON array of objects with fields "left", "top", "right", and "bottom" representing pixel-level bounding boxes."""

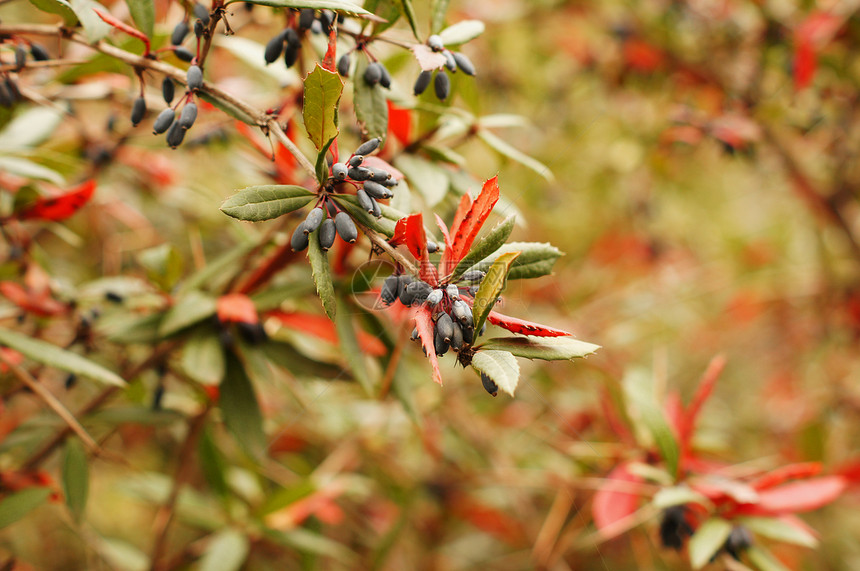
[{"left": 0, "top": 353, "right": 100, "bottom": 453}]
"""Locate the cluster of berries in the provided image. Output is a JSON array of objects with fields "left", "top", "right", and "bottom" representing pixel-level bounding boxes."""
[
  {"left": 263, "top": 9, "right": 343, "bottom": 69},
  {"left": 335, "top": 51, "right": 393, "bottom": 91},
  {"left": 291, "top": 138, "right": 396, "bottom": 252},
  {"left": 0, "top": 42, "right": 49, "bottom": 107},
  {"left": 413, "top": 34, "right": 476, "bottom": 101},
  {"left": 381, "top": 269, "right": 486, "bottom": 353},
  {"left": 168, "top": 2, "right": 210, "bottom": 63},
  {"left": 131, "top": 65, "right": 200, "bottom": 149}
]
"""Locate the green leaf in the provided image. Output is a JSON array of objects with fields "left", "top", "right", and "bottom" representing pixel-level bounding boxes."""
[
  {"left": 29, "top": 0, "right": 78, "bottom": 26},
  {"left": 471, "top": 350, "right": 520, "bottom": 397},
  {"left": 265, "top": 528, "right": 357, "bottom": 565},
  {"left": 0, "top": 487, "right": 53, "bottom": 530},
  {"left": 307, "top": 226, "right": 336, "bottom": 320},
  {"left": 430, "top": 0, "right": 450, "bottom": 35},
  {"left": 747, "top": 545, "right": 792, "bottom": 571},
  {"left": 334, "top": 298, "right": 372, "bottom": 394},
  {"left": 689, "top": 518, "right": 732, "bottom": 569},
  {"left": 224, "top": 0, "right": 372, "bottom": 16},
  {"left": 363, "top": 0, "right": 400, "bottom": 33},
  {"left": 354, "top": 57, "right": 388, "bottom": 143},
  {"left": 0, "top": 328, "right": 125, "bottom": 387},
  {"left": 398, "top": 0, "right": 420, "bottom": 40},
  {"left": 739, "top": 517, "right": 818, "bottom": 548},
  {"left": 221, "top": 352, "right": 266, "bottom": 457},
  {"left": 652, "top": 486, "right": 711, "bottom": 510},
  {"left": 478, "top": 129, "right": 554, "bottom": 181},
  {"left": 124, "top": 0, "right": 154, "bottom": 39},
  {"left": 451, "top": 215, "right": 516, "bottom": 279},
  {"left": 303, "top": 65, "right": 343, "bottom": 151},
  {"left": 0, "top": 107, "right": 65, "bottom": 151},
  {"left": 159, "top": 291, "right": 217, "bottom": 337},
  {"left": 622, "top": 367, "right": 680, "bottom": 477},
  {"left": 466, "top": 241, "right": 562, "bottom": 280},
  {"left": 197, "top": 91, "right": 257, "bottom": 125},
  {"left": 86, "top": 407, "right": 183, "bottom": 425},
  {"left": 69, "top": 0, "right": 111, "bottom": 42},
  {"left": 198, "top": 528, "right": 250, "bottom": 571},
  {"left": 472, "top": 251, "right": 520, "bottom": 336},
  {"left": 331, "top": 195, "right": 397, "bottom": 237},
  {"left": 0, "top": 157, "right": 63, "bottom": 185},
  {"left": 478, "top": 336, "right": 599, "bottom": 361},
  {"left": 181, "top": 240, "right": 257, "bottom": 294},
  {"left": 182, "top": 329, "right": 225, "bottom": 385},
  {"left": 138, "top": 243, "right": 183, "bottom": 291},
  {"left": 198, "top": 426, "right": 229, "bottom": 499},
  {"left": 315, "top": 136, "right": 336, "bottom": 185},
  {"left": 62, "top": 437, "right": 89, "bottom": 522},
  {"left": 394, "top": 154, "right": 448, "bottom": 207},
  {"left": 220, "top": 185, "right": 315, "bottom": 222},
  {"left": 437, "top": 19, "right": 485, "bottom": 45}
]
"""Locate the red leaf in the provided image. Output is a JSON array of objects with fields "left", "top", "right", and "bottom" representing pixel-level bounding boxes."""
[
  {"left": 836, "top": 458, "right": 860, "bottom": 483},
  {"left": 391, "top": 214, "right": 437, "bottom": 285},
  {"left": 448, "top": 492, "right": 524, "bottom": 545},
  {"left": 486, "top": 310, "right": 571, "bottom": 337},
  {"left": 414, "top": 305, "right": 443, "bottom": 385},
  {"left": 622, "top": 39, "right": 665, "bottom": 72},
  {"left": 18, "top": 180, "right": 96, "bottom": 222},
  {"left": 362, "top": 156, "right": 404, "bottom": 180},
  {"left": 387, "top": 101, "right": 413, "bottom": 146},
  {"left": 593, "top": 463, "right": 643, "bottom": 534},
  {"left": 216, "top": 293, "right": 258, "bottom": 325},
  {"left": 751, "top": 462, "right": 823, "bottom": 491},
  {"left": 0, "top": 281, "right": 67, "bottom": 316},
  {"left": 0, "top": 347, "right": 24, "bottom": 374},
  {"left": 678, "top": 355, "right": 726, "bottom": 454},
  {"left": 733, "top": 476, "right": 846, "bottom": 516},
  {"left": 268, "top": 310, "right": 386, "bottom": 356},
  {"left": 94, "top": 9, "right": 150, "bottom": 51},
  {"left": 321, "top": 27, "right": 338, "bottom": 72},
  {"left": 793, "top": 37, "right": 817, "bottom": 91},
  {"left": 434, "top": 213, "right": 452, "bottom": 254},
  {"left": 444, "top": 177, "right": 500, "bottom": 274}
]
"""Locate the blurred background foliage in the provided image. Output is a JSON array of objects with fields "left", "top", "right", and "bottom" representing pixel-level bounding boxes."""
[{"left": 2, "top": 0, "right": 860, "bottom": 569}]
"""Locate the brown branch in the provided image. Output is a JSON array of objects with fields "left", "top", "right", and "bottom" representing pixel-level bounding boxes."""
[
  {"left": 149, "top": 406, "right": 211, "bottom": 571},
  {"left": 357, "top": 222, "right": 418, "bottom": 276}
]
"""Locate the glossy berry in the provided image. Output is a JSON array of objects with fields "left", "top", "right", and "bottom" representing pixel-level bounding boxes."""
[
  {"left": 426, "top": 240, "right": 438, "bottom": 253},
  {"left": 171, "top": 21, "right": 189, "bottom": 45},
  {"left": 264, "top": 32, "right": 285, "bottom": 64},
  {"left": 428, "top": 34, "right": 444, "bottom": 52},
  {"left": 348, "top": 155, "right": 364, "bottom": 167},
  {"left": 291, "top": 223, "right": 309, "bottom": 251},
  {"left": 334, "top": 211, "right": 357, "bottom": 243},
  {"left": 436, "top": 313, "right": 454, "bottom": 341},
  {"left": 30, "top": 43, "right": 50, "bottom": 61},
  {"left": 434, "top": 328, "right": 449, "bottom": 356},
  {"left": 131, "top": 96, "right": 146, "bottom": 126},
  {"left": 15, "top": 46, "right": 27, "bottom": 69},
  {"left": 453, "top": 52, "right": 476, "bottom": 76},
  {"left": 659, "top": 506, "right": 693, "bottom": 550},
  {"left": 348, "top": 166, "right": 372, "bottom": 181},
  {"left": 363, "top": 180, "right": 391, "bottom": 200},
  {"left": 381, "top": 275, "right": 399, "bottom": 305},
  {"left": 186, "top": 65, "right": 203, "bottom": 91},
  {"left": 153, "top": 108, "right": 176, "bottom": 134},
  {"left": 179, "top": 103, "right": 198, "bottom": 129},
  {"left": 319, "top": 218, "right": 336, "bottom": 250},
  {"left": 356, "top": 138, "right": 381, "bottom": 156},
  {"left": 298, "top": 8, "right": 315, "bottom": 30},
  {"left": 443, "top": 50, "right": 456, "bottom": 72},
  {"left": 461, "top": 270, "right": 485, "bottom": 283},
  {"left": 450, "top": 322, "right": 464, "bottom": 351},
  {"left": 434, "top": 71, "right": 450, "bottom": 100},
  {"left": 378, "top": 63, "right": 392, "bottom": 88},
  {"left": 284, "top": 28, "right": 301, "bottom": 48},
  {"left": 364, "top": 62, "right": 382, "bottom": 86},
  {"left": 414, "top": 70, "right": 432, "bottom": 96},
  {"left": 194, "top": 20, "right": 205, "bottom": 38},
  {"left": 283, "top": 44, "right": 300, "bottom": 68},
  {"left": 162, "top": 77, "right": 175, "bottom": 104},
  {"left": 480, "top": 372, "right": 498, "bottom": 396},
  {"left": 426, "top": 289, "right": 443, "bottom": 306},
  {"left": 166, "top": 120, "right": 186, "bottom": 148},
  {"left": 370, "top": 199, "right": 381, "bottom": 218},
  {"left": 406, "top": 280, "right": 432, "bottom": 304},
  {"left": 303, "top": 207, "right": 325, "bottom": 234},
  {"left": 332, "top": 162, "right": 348, "bottom": 180},
  {"left": 337, "top": 54, "right": 350, "bottom": 77},
  {"left": 193, "top": 3, "right": 210, "bottom": 25},
  {"left": 357, "top": 189, "right": 374, "bottom": 213},
  {"left": 174, "top": 47, "right": 194, "bottom": 62},
  {"left": 368, "top": 167, "right": 391, "bottom": 183}
]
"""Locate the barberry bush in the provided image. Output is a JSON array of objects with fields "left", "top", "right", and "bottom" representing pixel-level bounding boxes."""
[{"left": 1, "top": 0, "right": 860, "bottom": 569}]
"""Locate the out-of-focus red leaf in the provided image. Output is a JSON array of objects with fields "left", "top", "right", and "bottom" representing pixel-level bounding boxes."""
[
  {"left": 447, "top": 177, "right": 500, "bottom": 267},
  {"left": 593, "top": 462, "right": 643, "bottom": 534},
  {"left": 664, "top": 391, "right": 683, "bottom": 439},
  {"left": 448, "top": 492, "right": 525, "bottom": 546},
  {"left": 731, "top": 476, "right": 846, "bottom": 516},
  {"left": 709, "top": 114, "right": 761, "bottom": 150},
  {"left": 268, "top": 428, "right": 308, "bottom": 454},
  {"left": 216, "top": 293, "right": 258, "bottom": 325},
  {"left": 486, "top": 310, "right": 571, "bottom": 337},
  {"left": 391, "top": 214, "right": 437, "bottom": 285},
  {"left": 660, "top": 125, "right": 704, "bottom": 146},
  {"left": 434, "top": 213, "right": 452, "bottom": 254},
  {"left": 793, "top": 37, "right": 816, "bottom": 91},
  {"left": 623, "top": 39, "right": 665, "bottom": 72},
  {"left": 414, "top": 305, "right": 443, "bottom": 385},
  {"left": 678, "top": 355, "right": 726, "bottom": 454},
  {"left": 321, "top": 27, "right": 337, "bottom": 72},
  {"left": 600, "top": 388, "right": 634, "bottom": 445},
  {"left": 0, "top": 281, "right": 67, "bottom": 316},
  {"left": 387, "top": 101, "right": 413, "bottom": 146},
  {"left": 269, "top": 310, "right": 386, "bottom": 356},
  {"left": 266, "top": 483, "right": 347, "bottom": 529},
  {"left": 589, "top": 230, "right": 655, "bottom": 268},
  {"left": 94, "top": 8, "right": 150, "bottom": 50},
  {"left": 17, "top": 180, "right": 96, "bottom": 222},
  {"left": 836, "top": 458, "right": 860, "bottom": 483},
  {"left": 689, "top": 477, "right": 759, "bottom": 505},
  {"left": 203, "top": 385, "right": 220, "bottom": 402},
  {"left": 0, "top": 347, "right": 24, "bottom": 374},
  {"left": 751, "top": 462, "right": 823, "bottom": 491}
]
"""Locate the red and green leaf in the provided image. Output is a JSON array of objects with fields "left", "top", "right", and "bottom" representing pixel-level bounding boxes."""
[
  {"left": 216, "top": 293, "right": 258, "bottom": 325},
  {"left": 94, "top": 8, "right": 150, "bottom": 52},
  {"left": 414, "top": 305, "right": 442, "bottom": 385},
  {"left": 17, "top": 180, "right": 95, "bottom": 222},
  {"left": 445, "top": 176, "right": 500, "bottom": 270},
  {"left": 485, "top": 310, "right": 571, "bottom": 337}
]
